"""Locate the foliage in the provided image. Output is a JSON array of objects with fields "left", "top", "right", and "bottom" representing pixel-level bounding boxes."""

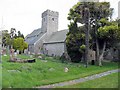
[
  {"left": 66, "top": 22, "right": 85, "bottom": 62},
  {"left": 2, "top": 30, "right": 12, "bottom": 47},
  {"left": 2, "top": 29, "right": 25, "bottom": 49},
  {"left": 66, "top": 2, "right": 119, "bottom": 66},
  {"left": 14, "top": 31, "right": 24, "bottom": 39},
  {"left": 13, "top": 37, "right": 28, "bottom": 52}
]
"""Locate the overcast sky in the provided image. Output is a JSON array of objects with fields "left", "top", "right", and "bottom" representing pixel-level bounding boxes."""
[{"left": 0, "top": 0, "right": 119, "bottom": 36}]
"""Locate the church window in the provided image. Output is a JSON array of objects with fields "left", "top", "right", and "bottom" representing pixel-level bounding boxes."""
[
  {"left": 44, "top": 18, "right": 45, "bottom": 22},
  {"left": 52, "top": 18, "right": 54, "bottom": 21}
]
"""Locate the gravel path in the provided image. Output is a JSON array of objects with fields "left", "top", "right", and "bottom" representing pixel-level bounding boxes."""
[{"left": 36, "top": 69, "right": 120, "bottom": 88}]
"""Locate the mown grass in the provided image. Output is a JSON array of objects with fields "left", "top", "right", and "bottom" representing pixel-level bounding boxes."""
[
  {"left": 2, "top": 54, "right": 119, "bottom": 88},
  {"left": 0, "top": 63, "right": 2, "bottom": 89},
  {"left": 60, "top": 72, "right": 119, "bottom": 88}
]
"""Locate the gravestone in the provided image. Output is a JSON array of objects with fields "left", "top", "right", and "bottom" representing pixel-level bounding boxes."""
[
  {"left": 28, "top": 51, "right": 31, "bottom": 55},
  {"left": 14, "top": 52, "right": 17, "bottom": 59},
  {"left": 2, "top": 48, "right": 7, "bottom": 56},
  {"left": 24, "top": 49, "right": 27, "bottom": 55},
  {"left": 88, "top": 50, "right": 95, "bottom": 65},
  {"left": 64, "top": 67, "right": 69, "bottom": 72},
  {"left": 17, "top": 50, "right": 19, "bottom": 54},
  {"left": 10, "top": 48, "right": 16, "bottom": 61}
]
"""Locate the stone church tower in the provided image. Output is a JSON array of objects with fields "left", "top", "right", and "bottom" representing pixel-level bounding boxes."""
[
  {"left": 41, "top": 9, "right": 59, "bottom": 36},
  {"left": 25, "top": 9, "right": 68, "bottom": 56}
]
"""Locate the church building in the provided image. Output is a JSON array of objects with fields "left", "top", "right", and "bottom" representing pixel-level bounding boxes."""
[{"left": 25, "top": 9, "right": 69, "bottom": 56}]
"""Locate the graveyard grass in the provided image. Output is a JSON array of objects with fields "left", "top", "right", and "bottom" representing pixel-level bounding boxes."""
[
  {"left": 2, "top": 54, "right": 119, "bottom": 88},
  {"left": 59, "top": 72, "right": 119, "bottom": 88}
]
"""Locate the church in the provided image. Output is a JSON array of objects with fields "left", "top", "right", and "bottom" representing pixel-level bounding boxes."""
[{"left": 25, "top": 9, "right": 69, "bottom": 56}]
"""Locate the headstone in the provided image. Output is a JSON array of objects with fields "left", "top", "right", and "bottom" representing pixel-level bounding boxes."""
[
  {"left": 10, "top": 48, "right": 15, "bottom": 61},
  {"left": 38, "top": 56, "right": 42, "bottom": 59},
  {"left": 88, "top": 50, "right": 95, "bottom": 61},
  {"left": 49, "top": 68, "right": 55, "bottom": 71},
  {"left": 28, "top": 51, "right": 30, "bottom": 55},
  {"left": 17, "top": 50, "right": 19, "bottom": 54},
  {"left": 24, "top": 49, "right": 27, "bottom": 55},
  {"left": 7, "top": 70, "right": 20, "bottom": 73},
  {"left": 2, "top": 48, "right": 7, "bottom": 56},
  {"left": 30, "top": 55, "right": 33, "bottom": 58},
  {"left": 14, "top": 52, "right": 17, "bottom": 58},
  {"left": 64, "top": 67, "right": 69, "bottom": 72}
]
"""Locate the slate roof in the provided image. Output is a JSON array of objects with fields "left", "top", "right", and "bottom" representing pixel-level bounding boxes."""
[
  {"left": 25, "top": 28, "right": 45, "bottom": 45},
  {"left": 44, "top": 29, "right": 69, "bottom": 44},
  {"left": 26, "top": 28, "right": 42, "bottom": 37}
]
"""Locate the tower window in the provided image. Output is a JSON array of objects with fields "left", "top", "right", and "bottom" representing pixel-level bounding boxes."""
[
  {"left": 52, "top": 18, "right": 54, "bottom": 21},
  {"left": 44, "top": 18, "right": 45, "bottom": 22}
]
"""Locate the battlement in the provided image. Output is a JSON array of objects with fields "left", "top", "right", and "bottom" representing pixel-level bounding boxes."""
[{"left": 42, "top": 9, "right": 59, "bottom": 18}]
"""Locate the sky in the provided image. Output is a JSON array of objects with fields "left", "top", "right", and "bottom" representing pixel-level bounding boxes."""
[{"left": 0, "top": 0, "right": 119, "bottom": 36}]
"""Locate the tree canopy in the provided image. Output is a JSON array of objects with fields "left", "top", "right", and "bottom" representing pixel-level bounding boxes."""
[{"left": 66, "top": 2, "right": 120, "bottom": 65}]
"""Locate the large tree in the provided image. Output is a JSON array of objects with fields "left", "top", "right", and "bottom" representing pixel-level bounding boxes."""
[
  {"left": 66, "top": 22, "right": 85, "bottom": 62},
  {"left": 97, "top": 19, "right": 120, "bottom": 65},
  {"left": 66, "top": 2, "right": 115, "bottom": 66},
  {"left": 2, "top": 30, "right": 11, "bottom": 48}
]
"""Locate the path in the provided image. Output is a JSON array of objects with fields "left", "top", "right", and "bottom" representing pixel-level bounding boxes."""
[{"left": 36, "top": 69, "right": 120, "bottom": 88}]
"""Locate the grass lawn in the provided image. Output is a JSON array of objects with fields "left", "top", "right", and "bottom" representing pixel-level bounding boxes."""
[
  {"left": 60, "top": 72, "right": 119, "bottom": 88},
  {"left": 0, "top": 63, "right": 2, "bottom": 89},
  {"left": 2, "top": 54, "right": 119, "bottom": 88}
]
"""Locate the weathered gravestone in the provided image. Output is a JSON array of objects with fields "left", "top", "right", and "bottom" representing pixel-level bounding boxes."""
[
  {"left": 10, "top": 48, "right": 16, "bottom": 61},
  {"left": 64, "top": 67, "right": 69, "bottom": 72},
  {"left": 24, "top": 49, "right": 27, "bottom": 55},
  {"left": 88, "top": 50, "right": 95, "bottom": 65},
  {"left": 2, "top": 48, "right": 7, "bottom": 56},
  {"left": 17, "top": 50, "right": 19, "bottom": 54}
]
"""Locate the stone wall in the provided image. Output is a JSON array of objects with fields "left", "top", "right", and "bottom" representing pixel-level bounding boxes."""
[
  {"left": 28, "top": 45, "right": 34, "bottom": 54},
  {"left": 34, "top": 33, "right": 47, "bottom": 54},
  {"left": 43, "top": 42, "right": 65, "bottom": 56}
]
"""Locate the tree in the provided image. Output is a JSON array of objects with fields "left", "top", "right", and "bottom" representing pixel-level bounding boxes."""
[
  {"left": 66, "top": 22, "right": 85, "bottom": 62},
  {"left": 17, "top": 31, "right": 24, "bottom": 39},
  {"left": 13, "top": 37, "right": 28, "bottom": 53},
  {"left": 67, "top": 2, "right": 114, "bottom": 66},
  {"left": 9, "top": 28, "right": 16, "bottom": 48},
  {"left": 97, "top": 20, "right": 119, "bottom": 65},
  {"left": 10, "top": 28, "right": 16, "bottom": 39},
  {"left": 2, "top": 30, "right": 11, "bottom": 48}
]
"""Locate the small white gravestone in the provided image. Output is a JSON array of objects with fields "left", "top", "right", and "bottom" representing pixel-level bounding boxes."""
[
  {"left": 14, "top": 52, "right": 17, "bottom": 58},
  {"left": 17, "top": 50, "right": 19, "bottom": 54},
  {"left": 30, "top": 55, "right": 33, "bottom": 58},
  {"left": 28, "top": 51, "right": 30, "bottom": 55},
  {"left": 64, "top": 67, "right": 69, "bottom": 72},
  {"left": 38, "top": 56, "right": 42, "bottom": 59},
  {"left": 49, "top": 68, "right": 55, "bottom": 71},
  {"left": 24, "top": 49, "right": 27, "bottom": 54}
]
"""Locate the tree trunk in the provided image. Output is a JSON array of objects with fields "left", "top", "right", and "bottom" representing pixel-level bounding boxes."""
[
  {"left": 84, "top": 8, "right": 90, "bottom": 68},
  {"left": 96, "top": 39, "right": 100, "bottom": 64},
  {"left": 98, "top": 41, "right": 106, "bottom": 66}
]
